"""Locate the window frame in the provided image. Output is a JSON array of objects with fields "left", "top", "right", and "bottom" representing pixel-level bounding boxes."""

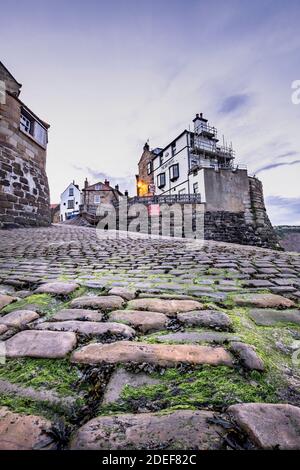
[
  {"left": 157, "top": 173, "right": 166, "bottom": 189},
  {"left": 94, "top": 195, "right": 101, "bottom": 204},
  {"left": 67, "top": 199, "right": 74, "bottom": 209},
  {"left": 169, "top": 163, "right": 179, "bottom": 181}
]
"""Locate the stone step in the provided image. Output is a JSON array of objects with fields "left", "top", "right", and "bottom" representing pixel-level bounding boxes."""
[
  {"left": 69, "top": 409, "right": 226, "bottom": 450},
  {"left": 108, "top": 310, "right": 167, "bottom": 333},
  {"left": 4, "top": 330, "right": 77, "bottom": 358},
  {"left": 35, "top": 320, "right": 135, "bottom": 338},
  {"left": 71, "top": 340, "right": 233, "bottom": 367},
  {"left": 127, "top": 298, "right": 204, "bottom": 316},
  {"left": 0, "top": 407, "right": 57, "bottom": 450}
]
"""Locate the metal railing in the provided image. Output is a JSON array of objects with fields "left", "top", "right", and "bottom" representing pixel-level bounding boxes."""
[{"left": 127, "top": 194, "right": 202, "bottom": 205}]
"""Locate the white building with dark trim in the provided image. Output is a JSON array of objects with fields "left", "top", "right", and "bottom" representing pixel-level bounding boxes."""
[{"left": 60, "top": 181, "right": 81, "bottom": 221}]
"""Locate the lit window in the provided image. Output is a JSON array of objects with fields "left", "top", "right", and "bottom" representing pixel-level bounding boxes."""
[
  {"left": 68, "top": 200, "right": 74, "bottom": 209},
  {"left": 157, "top": 173, "right": 166, "bottom": 188},
  {"left": 170, "top": 164, "right": 179, "bottom": 181},
  {"left": 94, "top": 195, "right": 101, "bottom": 204},
  {"left": 69, "top": 187, "right": 74, "bottom": 196},
  {"left": 193, "top": 182, "right": 199, "bottom": 194}
]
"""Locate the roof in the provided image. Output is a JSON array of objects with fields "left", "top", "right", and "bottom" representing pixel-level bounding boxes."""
[
  {"left": 0, "top": 61, "right": 22, "bottom": 94},
  {"left": 9, "top": 92, "right": 50, "bottom": 129},
  {"left": 84, "top": 181, "right": 123, "bottom": 197}
]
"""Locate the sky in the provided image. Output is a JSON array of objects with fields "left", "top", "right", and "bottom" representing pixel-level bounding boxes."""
[{"left": 1, "top": 0, "right": 300, "bottom": 225}]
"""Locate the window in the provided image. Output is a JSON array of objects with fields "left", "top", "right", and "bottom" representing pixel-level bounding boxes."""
[
  {"left": 20, "top": 108, "right": 47, "bottom": 147},
  {"left": 147, "top": 161, "right": 152, "bottom": 175},
  {"left": 67, "top": 200, "right": 74, "bottom": 209},
  {"left": 95, "top": 184, "right": 101, "bottom": 190},
  {"left": 171, "top": 142, "right": 176, "bottom": 156},
  {"left": 94, "top": 195, "right": 101, "bottom": 204},
  {"left": 170, "top": 164, "right": 179, "bottom": 181},
  {"left": 20, "top": 114, "right": 32, "bottom": 134},
  {"left": 160, "top": 155, "right": 164, "bottom": 166},
  {"left": 69, "top": 187, "right": 74, "bottom": 197},
  {"left": 157, "top": 173, "right": 166, "bottom": 189},
  {"left": 193, "top": 182, "right": 199, "bottom": 194}
]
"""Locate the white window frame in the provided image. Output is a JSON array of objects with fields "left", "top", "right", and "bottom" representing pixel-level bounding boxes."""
[
  {"left": 94, "top": 195, "right": 101, "bottom": 204},
  {"left": 69, "top": 187, "right": 74, "bottom": 197},
  {"left": 67, "top": 199, "right": 74, "bottom": 209},
  {"left": 157, "top": 173, "right": 166, "bottom": 189},
  {"left": 170, "top": 164, "right": 179, "bottom": 181}
]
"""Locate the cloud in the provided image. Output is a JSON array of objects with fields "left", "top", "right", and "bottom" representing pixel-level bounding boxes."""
[
  {"left": 275, "top": 151, "right": 298, "bottom": 159},
  {"left": 219, "top": 93, "right": 251, "bottom": 114},
  {"left": 255, "top": 159, "right": 300, "bottom": 175},
  {"left": 72, "top": 165, "right": 136, "bottom": 195},
  {"left": 266, "top": 195, "right": 300, "bottom": 225}
]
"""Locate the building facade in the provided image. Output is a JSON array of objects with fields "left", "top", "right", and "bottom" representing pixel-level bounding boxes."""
[
  {"left": 82, "top": 179, "right": 123, "bottom": 214},
  {"left": 136, "top": 143, "right": 162, "bottom": 196},
  {"left": 136, "top": 113, "right": 280, "bottom": 249},
  {"left": 60, "top": 181, "right": 81, "bottom": 221},
  {"left": 0, "top": 61, "right": 50, "bottom": 228}
]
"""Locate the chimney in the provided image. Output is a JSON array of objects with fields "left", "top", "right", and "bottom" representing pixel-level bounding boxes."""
[
  {"left": 124, "top": 190, "right": 128, "bottom": 197},
  {"left": 104, "top": 179, "right": 110, "bottom": 186},
  {"left": 115, "top": 184, "right": 119, "bottom": 191},
  {"left": 84, "top": 178, "right": 89, "bottom": 189},
  {"left": 143, "top": 142, "right": 150, "bottom": 151}
]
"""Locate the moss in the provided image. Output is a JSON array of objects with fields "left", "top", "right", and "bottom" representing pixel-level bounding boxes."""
[
  {"left": 1, "top": 294, "right": 55, "bottom": 315},
  {"left": 100, "top": 365, "right": 278, "bottom": 414},
  {"left": 0, "top": 392, "right": 54, "bottom": 418},
  {"left": 0, "top": 358, "right": 81, "bottom": 397}
]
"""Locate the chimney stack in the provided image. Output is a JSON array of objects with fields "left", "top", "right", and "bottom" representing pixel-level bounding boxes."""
[
  {"left": 115, "top": 184, "right": 119, "bottom": 191},
  {"left": 124, "top": 190, "right": 128, "bottom": 197},
  {"left": 84, "top": 178, "right": 88, "bottom": 189},
  {"left": 104, "top": 179, "right": 110, "bottom": 186}
]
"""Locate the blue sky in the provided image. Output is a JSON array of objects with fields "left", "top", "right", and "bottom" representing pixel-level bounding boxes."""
[{"left": 1, "top": 0, "right": 300, "bottom": 224}]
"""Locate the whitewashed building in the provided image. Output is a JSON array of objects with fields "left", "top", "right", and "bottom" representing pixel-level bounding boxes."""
[
  {"left": 60, "top": 181, "right": 81, "bottom": 221},
  {"left": 149, "top": 113, "right": 239, "bottom": 204}
]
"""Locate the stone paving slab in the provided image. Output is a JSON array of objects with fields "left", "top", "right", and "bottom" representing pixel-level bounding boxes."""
[
  {"left": 71, "top": 340, "right": 234, "bottom": 367},
  {"left": 232, "top": 293, "right": 295, "bottom": 308},
  {"left": 0, "top": 294, "right": 16, "bottom": 310},
  {"left": 248, "top": 308, "right": 300, "bottom": 326},
  {"left": 228, "top": 403, "right": 300, "bottom": 449},
  {"left": 70, "top": 410, "right": 226, "bottom": 450},
  {"left": 108, "top": 287, "right": 137, "bottom": 301},
  {"left": 35, "top": 281, "right": 79, "bottom": 296},
  {"left": 51, "top": 308, "right": 103, "bottom": 322},
  {"left": 0, "top": 310, "right": 39, "bottom": 328},
  {"left": 153, "top": 331, "right": 240, "bottom": 344},
  {"left": 36, "top": 320, "right": 135, "bottom": 338},
  {"left": 177, "top": 310, "right": 232, "bottom": 330},
  {"left": 108, "top": 310, "right": 167, "bottom": 333},
  {"left": 0, "top": 407, "right": 57, "bottom": 450},
  {"left": 230, "top": 342, "right": 264, "bottom": 371},
  {"left": 4, "top": 330, "right": 77, "bottom": 358},
  {"left": 102, "top": 368, "right": 161, "bottom": 405},
  {"left": 70, "top": 295, "right": 125, "bottom": 311},
  {"left": 127, "top": 298, "right": 204, "bottom": 316}
]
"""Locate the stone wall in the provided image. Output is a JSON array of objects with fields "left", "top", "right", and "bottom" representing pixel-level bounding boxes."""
[
  {"left": 0, "top": 75, "right": 51, "bottom": 229},
  {"left": 0, "top": 145, "right": 50, "bottom": 228}
]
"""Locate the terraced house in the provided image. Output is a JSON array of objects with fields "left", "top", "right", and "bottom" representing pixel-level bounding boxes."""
[{"left": 0, "top": 61, "right": 50, "bottom": 228}]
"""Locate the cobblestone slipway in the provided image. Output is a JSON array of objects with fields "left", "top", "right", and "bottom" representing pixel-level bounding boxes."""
[{"left": 0, "top": 225, "right": 300, "bottom": 450}]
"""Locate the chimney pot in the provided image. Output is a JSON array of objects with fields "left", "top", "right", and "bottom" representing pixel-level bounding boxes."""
[
  {"left": 124, "top": 190, "right": 128, "bottom": 197},
  {"left": 115, "top": 184, "right": 119, "bottom": 190}
]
